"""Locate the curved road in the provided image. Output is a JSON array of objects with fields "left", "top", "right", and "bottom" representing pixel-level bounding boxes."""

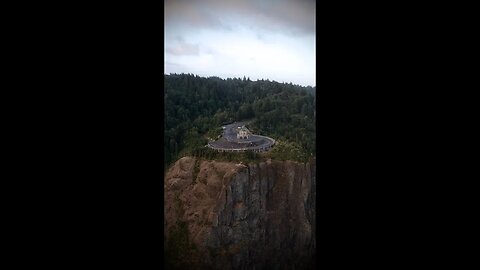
[{"left": 208, "top": 121, "right": 275, "bottom": 152}]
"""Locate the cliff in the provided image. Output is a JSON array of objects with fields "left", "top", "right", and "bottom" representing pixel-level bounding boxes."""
[{"left": 164, "top": 157, "right": 316, "bottom": 270}]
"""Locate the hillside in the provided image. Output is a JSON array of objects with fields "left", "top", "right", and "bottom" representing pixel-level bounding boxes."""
[{"left": 164, "top": 74, "right": 316, "bottom": 167}]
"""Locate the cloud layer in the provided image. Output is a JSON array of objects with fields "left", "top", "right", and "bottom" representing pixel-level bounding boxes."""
[
  {"left": 165, "top": 0, "right": 316, "bottom": 86},
  {"left": 165, "top": 0, "right": 315, "bottom": 35}
]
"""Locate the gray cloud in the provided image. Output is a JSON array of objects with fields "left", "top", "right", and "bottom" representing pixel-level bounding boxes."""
[
  {"left": 165, "top": 0, "right": 232, "bottom": 31},
  {"left": 165, "top": 0, "right": 315, "bottom": 35},
  {"left": 205, "top": 47, "right": 216, "bottom": 55},
  {"left": 165, "top": 61, "right": 182, "bottom": 66},
  {"left": 166, "top": 40, "right": 200, "bottom": 56}
]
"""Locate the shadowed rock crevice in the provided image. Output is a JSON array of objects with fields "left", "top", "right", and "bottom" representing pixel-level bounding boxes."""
[{"left": 165, "top": 157, "right": 316, "bottom": 270}]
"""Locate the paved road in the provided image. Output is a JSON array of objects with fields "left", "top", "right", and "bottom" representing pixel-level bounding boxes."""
[
  {"left": 223, "top": 121, "right": 248, "bottom": 141},
  {"left": 222, "top": 121, "right": 263, "bottom": 143},
  {"left": 208, "top": 121, "right": 275, "bottom": 152}
]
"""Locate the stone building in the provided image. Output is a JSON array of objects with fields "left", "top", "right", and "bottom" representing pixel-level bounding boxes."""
[{"left": 237, "top": 126, "right": 250, "bottom": 139}]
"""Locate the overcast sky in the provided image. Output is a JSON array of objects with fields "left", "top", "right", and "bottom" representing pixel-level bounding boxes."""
[{"left": 165, "top": 0, "right": 315, "bottom": 87}]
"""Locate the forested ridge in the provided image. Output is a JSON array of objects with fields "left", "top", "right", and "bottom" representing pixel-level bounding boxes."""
[{"left": 164, "top": 73, "right": 316, "bottom": 168}]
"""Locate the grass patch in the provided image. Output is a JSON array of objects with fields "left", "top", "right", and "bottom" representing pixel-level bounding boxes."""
[
  {"left": 206, "top": 127, "right": 223, "bottom": 141},
  {"left": 193, "top": 158, "right": 201, "bottom": 183},
  {"left": 264, "top": 140, "right": 311, "bottom": 163}
]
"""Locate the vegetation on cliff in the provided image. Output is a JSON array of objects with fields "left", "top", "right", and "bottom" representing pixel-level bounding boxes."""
[{"left": 165, "top": 221, "right": 202, "bottom": 270}]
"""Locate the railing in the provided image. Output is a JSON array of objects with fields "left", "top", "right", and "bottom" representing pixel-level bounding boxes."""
[{"left": 207, "top": 135, "right": 275, "bottom": 152}]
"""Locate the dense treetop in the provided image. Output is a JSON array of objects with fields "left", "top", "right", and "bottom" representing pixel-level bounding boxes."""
[{"left": 164, "top": 73, "right": 315, "bottom": 168}]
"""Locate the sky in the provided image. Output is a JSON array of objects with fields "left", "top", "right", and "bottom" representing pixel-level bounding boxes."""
[{"left": 165, "top": 0, "right": 315, "bottom": 87}]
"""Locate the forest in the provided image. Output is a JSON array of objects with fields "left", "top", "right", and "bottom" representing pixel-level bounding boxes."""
[{"left": 164, "top": 73, "right": 316, "bottom": 168}]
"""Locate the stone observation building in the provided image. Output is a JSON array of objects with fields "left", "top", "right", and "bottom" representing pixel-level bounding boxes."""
[
  {"left": 237, "top": 126, "right": 250, "bottom": 139},
  {"left": 207, "top": 122, "right": 275, "bottom": 153}
]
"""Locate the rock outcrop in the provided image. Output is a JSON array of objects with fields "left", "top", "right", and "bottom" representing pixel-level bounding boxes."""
[{"left": 164, "top": 157, "right": 316, "bottom": 270}]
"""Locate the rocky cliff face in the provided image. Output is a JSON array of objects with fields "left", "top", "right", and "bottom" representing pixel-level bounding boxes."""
[{"left": 164, "top": 157, "right": 316, "bottom": 270}]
